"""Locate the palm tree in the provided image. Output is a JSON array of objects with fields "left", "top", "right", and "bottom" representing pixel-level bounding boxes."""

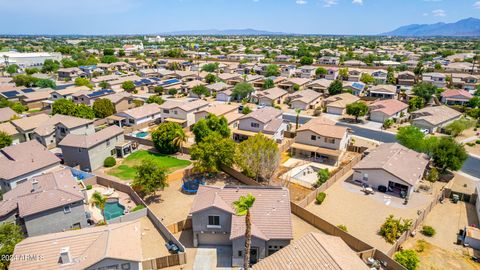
[
  {"left": 295, "top": 108, "right": 301, "bottom": 130},
  {"left": 91, "top": 191, "right": 107, "bottom": 219},
  {"left": 173, "top": 129, "right": 187, "bottom": 155},
  {"left": 232, "top": 194, "right": 256, "bottom": 270}
]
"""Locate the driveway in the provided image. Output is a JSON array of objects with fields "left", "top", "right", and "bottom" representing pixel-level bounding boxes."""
[{"left": 193, "top": 246, "right": 232, "bottom": 270}]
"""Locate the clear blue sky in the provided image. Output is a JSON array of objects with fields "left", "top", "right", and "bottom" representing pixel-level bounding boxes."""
[{"left": 1, "top": 0, "right": 479, "bottom": 35}]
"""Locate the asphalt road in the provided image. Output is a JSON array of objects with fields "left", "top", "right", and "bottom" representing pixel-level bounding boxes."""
[{"left": 282, "top": 114, "right": 480, "bottom": 179}]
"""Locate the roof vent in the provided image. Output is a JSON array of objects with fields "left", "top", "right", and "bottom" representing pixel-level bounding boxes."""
[
  {"left": 31, "top": 179, "right": 39, "bottom": 193},
  {"left": 59, "top": 247, "right": 71, "bottom": 264}
]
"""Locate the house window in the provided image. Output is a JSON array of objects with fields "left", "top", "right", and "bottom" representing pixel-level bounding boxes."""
[
  {"left": 72, "top": 222, "right": 81, "bottom": 229},
  {"left": 63, "top": 205, "right": 71, "bottom": 214},
  {"left": 310, "top": 135, "right": 316, "bottom": 141},
  {"left": 207, "top": 216, "right": 220, "bottom": 228},
  {"left": 78, "top": 148, "right": 82, "bottom": 152},
  {"left": 173, "top": 110, "right": 178, "bottom": 115},
  {"left": 106, "top": 140, "right": 110, "bottom": 146},
  {"left": 324, "top": 138, "right": 335, "bottom": 144},
  {"left": 363, "top": 173, "right": 368, "bottom": 181},
  {"left": 251, "top": 122, "right": 260, "bottom": 128},
  {"left": 121, "top": 263, "right": 131, "bottom": 270},
  {"left": 163, "top": 109, "right": 170, "bottom": 114},
  {"left": 238, "top": 251, "right": 242, "bottom": 257}
]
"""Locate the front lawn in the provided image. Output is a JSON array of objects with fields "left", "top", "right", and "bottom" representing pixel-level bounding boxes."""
[{"left": 108, "top": 150, "right": 191, "bottom": 180}]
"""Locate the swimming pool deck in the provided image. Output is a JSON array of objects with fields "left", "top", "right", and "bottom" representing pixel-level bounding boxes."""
[{"left": 86, "top": 184, "right": 137, "bottom": 222}]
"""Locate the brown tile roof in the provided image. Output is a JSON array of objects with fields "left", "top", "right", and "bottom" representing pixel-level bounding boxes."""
[
  {"left": 240, "top": 107, "right": 283, "bottom": 124},
  {"left": 33, "top": 114, "right": 93, "bottom": 136},
  {"left": 324, "top": 93, "right": 360, "bottom": 109},
  {"left": 369, "top": 84, "right": 397, "bottom": 94},
  {"left": 0, "top": 168, "right": 84, "bottom": 217},
  {"left": 195, "top": 104, "right": 238, "bottom": 117},
  {"left": 119, "top": 103, "right": 161, "bottom": 119},
  {"left": 255, "top": 87, "right": 288, "bottom": 101},
  {"left": 103, "top": 91, "right": 132, "bottom": 104},
  {"left": 252, "top": 233, "right": 369, "bottom": 270},
  {"left": 191, "top": 186, "right": 293, "bottom": 241},
  {"left": 441, "top": 89, "right": 473, "bottom": 99},
  {"left": 0, "top": 140, "right": 60, "bottom": 180},
  {"left": 297, "top": 117, "right": 347, "bottom": 139},
  {"left": 369, "top": 99, "right": 408, "bottom": 116},
  {"left": 0, "top": 107, "right": 17, "bottom": 122},
  {"left": 289, "top": 89, "right": 322, "bottom": 105},
  {"left": 159, "top": 99, "right": 209, "bottom": 112},
  {"left": 59, "top": 125, "right": 124, "bottom": 149},
  {"left": 10, "top": 221, "right": 143, "bottom": 270},
  {"left": 0, "top": 122, "right": 19, "bottom": 136},
  {"left": 12, "top": 113, "right": 50, "bottom": 132},
  {"left": 411, "top": 105, "right": 462, "bottom": 126},
  {"left": 353, "top": 143, "right": 428, "bottom": 186}
]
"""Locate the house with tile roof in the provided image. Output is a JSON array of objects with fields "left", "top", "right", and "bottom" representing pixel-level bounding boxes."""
[
  {"left": 368, "top": 99, "right": 408, "bottom": 123},
  {"left": 324, "top": 93, "right": 360, "bottom": 115},
  {"left": 440, "top": 89, "right": 473, "bottom": 106},
  {"left": 0, "top": 107, "right": 18, "bottom": 123},
  {"left": 72, "top": 89, "right": 116, "bottom": 106},
  {"left": 353, "top": 143, "right": 429, "bottom": 197},
  {"left": 159, "top": 99, "right": 209, "bottom": 127},
  {"left": 368, "top": 84, "right": 397, "bottom": 99},
  {"left": 277, "top": 78, "right": 311, "bottom": 92},
  {"left": 287, "top": 89, "right": 322, "bottom": 110},
  {"left": 190, "top": 186, "right": 293, "bottom": 267},
  {"left": 251, "top": 87, "right": 288, "bottom": 107},
  {"left": 113, "top": 103, "right": 162, "bottom": 127},
  {"left": 233, "top": 107, "right": 289, "bottom": 143},
  {"left": 411, "top": 105, "right": 462, "bottom": 133},
  {"left": 0, "top": 168, "right": 87, "bottom": 236}
]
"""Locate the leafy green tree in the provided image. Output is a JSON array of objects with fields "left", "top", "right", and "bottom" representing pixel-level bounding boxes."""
[
  {"left": 315, "top": 67, "right": 327, "bottom": 77},
  {"left": 339, "top": 68, "right": 349, "bottom": 80},
  {"left": 387, "top": 67, "right": 396, "bottom": 84},
  {"left": 101, "top": 55, "right": 118, "bottom": 64},
  {"left": 396, "top": 126, "right": 426, "bottom": 153},
  {"left": 205, "top": 73, "right": 217, "bottom": 84},
  {"left": 0, "top": 223, "right": 24, "bottom": 269},
  {"left": 444, "top": 118, "right": 475, "bottom": 137},
  {"left": 35, "top": 79, "right": 56, "bottom": 89},
  {"left": 132, "top": 160, "right": 168, "bottom": 197},
  {"left": 118, "top": 50, "right": 126, "bottom": 57},
  {"left": 201, "top": 62, "right": 219, "bottom": 72},
  {"left": 151, "top": 122, "right": 184, "bottom": 154},
  {"left": 191, "top": 85, "right": 210, "bottom": 97},
  {"left": 242, "top": 106, "right": 252, "bottom": 114},
  {"left": 74, "top": 77, "right": 93, "bottom": 89},
  {"left": 12, "top": 74, "right": 38, "bottom": 87},
  {"left": 172, "top": 128, "right": 187, "bottom": 155},
  {"left": 299, "top": 56, "right": 313, "bottom": 65},
  {"left": 42, "top": 59, "right": 60, "bottom": 73},
  {"left": 93, "top": 98, "right": 115, "bottom": 118},
  {"left": 52, "top": 99, "right": 77, "bottom": 116},
  {"left": 25, "top": 67, "right": 40, "bottom": 75},
  {"left": 6, "top": 64, "right": 19, "bottom": 74},
  {"left": 413, "top": 61, "right": 424, "bottom": 77},
  {"left": 232, "top": 82, "right": 254, "bottom": 100},
  {"left": 360, "top": 73, "right": 375, "bottom": 84},
  {"left": 468, "top": 96, "right": 480, "bottom": 108},
  {"left": 146, "top": 95, "right": 165, "bottom": 105},
  {"left": 408, "top": 96, "right": 424, "bottom": 111},
  {"left": 232, "top": 194, "right": 256, "bottom": 270},
  {"left": 413, "top": 82, "right": 437, "bottom": 104},
  {"left": 432, "top": 137, "right": 468, "bottom": 172},
  {"left": 190, "top": 133, "right": 236, "bottom": 173},
  {"left": 90, "top": 191, "right": 107, "bottom": 217},
  {"left": 9, "top": 103, "right": 27, "bottom": 114},
  {"left": 427, "top": 167, "right": 439, "bottom": 186},
  {"left": 192, "top": 114, "right": 230, "bottom": 143},
  {"left": 265, "top": 64, "right": 280, "bottom": 77},
  {"left": 380, "top": 215, "right": 412, "bottom": 244},
  {"left": 383, "top": 118, "right": 394, "bottom": 129},
  {"left": 236, "top": 133, "right": 280, "bottom": 182},
  {"left": 316, "top": 168, "right": 330, "bottom": 187},
  {"left": 121, "top": 80, "right": 135, "bottom": 92},
  {"left": 292, "top": 83, "right": 300, "bottom": 91},
  {"left": 346, "top": 102, "right": 368, "bottom": 122},
  {"left": 99, "top": 81, "right": 111, "bottom": 89},
  {"left": 103, "top": 48, "right": 115, "bottom": 56},
  {"left": 61, "top": 58, "right": 78, "bottom": 68},
  {"left": 263, "top": 78, "right": 275, "bottom": 89},
  {"left": 327, "top": 79, "right": 343, "bottom": 95},
  {"left": 74, "top": 104, "right": 95, "bottom": 119},
  {"left": 0, "top": 131, "right": 12, "bottom": 149},
  {"left": 394, "top": 250, "right": 419, "bottom": 270}
]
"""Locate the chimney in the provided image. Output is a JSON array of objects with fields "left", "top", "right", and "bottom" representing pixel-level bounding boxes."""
[
  {"left": 59, "top": 247, "right": 71, "bottom": 264},
  {"left": 31, "top": 179, "right": 39, "bottom": 193}
]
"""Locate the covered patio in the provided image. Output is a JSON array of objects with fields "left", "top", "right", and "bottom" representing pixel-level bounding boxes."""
[
  {"left": 164, "top": 117, "right": 187, "bottom": 128},
  {"left": 115, "top": 140, "right": 139, "bottom": 158},
  {"left": 290, "top": 142, "right": 342, "bottom": 166},
  {"left": 107, "top": 115, "right": 128, "bottom": 128}
]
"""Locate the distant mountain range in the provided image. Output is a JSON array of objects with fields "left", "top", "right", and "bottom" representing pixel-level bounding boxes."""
[
  {"left": 382, "top": 17, "right": 480, "bottom": 37},
  {"left": 159, "top": 28, "right": 290, "bottom": 36}
]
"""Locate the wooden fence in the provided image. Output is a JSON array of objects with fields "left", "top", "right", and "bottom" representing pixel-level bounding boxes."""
[
  {"left": 221, "top": 165, "right": 262, "bottom": 186},
  {"left": 167, "top": 218, "right": 193, "bottom": 234},
  {"left": 142, "top": 253, "right": 187, "bottom": 270}
]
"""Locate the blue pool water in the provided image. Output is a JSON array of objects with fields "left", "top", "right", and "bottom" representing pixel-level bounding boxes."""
[
  {"left": 135, "top": 131, "right": 149, "bottom": 138},
  {"left": 103, "top": 201, "right": 125, "bottom": 221}
]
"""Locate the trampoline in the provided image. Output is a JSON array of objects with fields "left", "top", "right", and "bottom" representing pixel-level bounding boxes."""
[{"left": 182, "top": 178, "right": 205, "bottom": 194}]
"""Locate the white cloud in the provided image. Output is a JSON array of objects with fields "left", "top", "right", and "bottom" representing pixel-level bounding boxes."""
[
  {"left": 423, "top": 12, "right": 429, "bottom": 16},
  {"left": 323, "top": 0, "right": 338, "bottom": 7},
  {"left": 431, "top": 9, "right": 446, "bottom": 17},
  {"left": 296, "top": 0, "right": 307, "bottom": 4},
  {"left": 474, "top": 1, "right": 480, "bottom": 9},
  {"left": 352, "top": 0, "right": 363, "bottom": 5}
]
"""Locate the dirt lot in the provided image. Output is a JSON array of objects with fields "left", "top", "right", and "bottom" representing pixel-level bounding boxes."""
[{"left": 306, "top": 171, "right": 439, "bottom": 252}]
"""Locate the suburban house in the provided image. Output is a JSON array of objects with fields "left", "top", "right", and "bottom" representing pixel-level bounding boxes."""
[
  {"left": 347, "top": 69, "right": 363, "bottom": 82},
  {"left": 324, "top": 93, "right": 360, "bottom": 115},
  {"left": 277, "top": 78, "right": 311, "bottom": 92},
  {"left": 0, "top": 107, "right": 17, "bottom": 122},
  {"left": 440, "top": 89, "right": 473, "bottom": 105},
  {"left": 353, "top": 143, "right": 429, "bottom": 197},
  {"left": 251, "top": 87, "right": 288, "bottom": 106},
  {"left": 0, "top": 140, "right": 61, "bottom": 191},
  {"left": 103, "top": 91, "right": 135, "bottom": 112},
  {"left": 59, "top": 125, "right": 132, "bottom": 172},
  {"left": 11, "top": 113, "right": 51, "bottom": 142},
  {"left": 368, "top": 99, "right": 408, "bottom": 123},
  {"left": 0, "top": 168, "right": 87, "bottom": 236},
  {"left": 10, "top": 221, "right": 144, "bottom": 270},
  {"left": 233, "top": 107, "right": 289, "bottom": 143},
  {"left": 287, "top": 89, "right": 322, "bottom": 110},
  {"left": 411, "top": 105, "right": 462, "bottom": 133},
  {"left": 298, "top": 66, "right": 316, "bottom": 79},
  {"left": 451, "top": 74, "right": 479, "bottom": 91},
  {"left": 291, "top": 117, "right": 349, "bottom": 166},
  {"left": 32, "top": 114, "right": 95, "bottom": 149},
  {"left": 371, "top": 70, "right": 388, "bottom": 84},
  {"left": 252, "top": 76, "right": 285, "bottom": 89},
  {"left": 252, "top": 233, "right": 369, "bottom": 270},
  {"left": 194, "top": 104, "right": 242, "bottom": 129},
  {"left": 422, "top": 72, "right": 447, "bottom": 88},
  {"left": 216, "top": 89, "right": 234, "bottom": 102},
  {"left": 368, "top": 85, "right": 397, "bottom": 99},
  {"left": 397, "top": 71, "right": 416, "bottom": 86},
  {"left": 344, "top": 60, "right": 367, "bottom": 67},
  {"left": 72, "top": 89, "right": 116, "bottom": 106},
  {"left": 19, "top": 89, "right": 54, "bottom": 109},
  {"left": 306, "top": 78, "right": 331, "bottom": 94},
  {"left": 57, "top": 67, "right": 84, "bottom": 81},
  {"left": 343, "top": 81, "right": 366, "bottom": 96},
  {"left": 50, "top": 86, "right": 91, "bottom": 101},
  {"left": 206, "top": 82, "right": 231, "bottom": 95},
  {"left": 318, "top": 56, "right": 339, "bottom": 65},
  {"left": 190, "top": 186, "right": 293, "bottom": 267},
  {"left": 113, "top": 103, "right": 162, "bottom": 127},
  {"left": 324, "top": 67, "right": 339, "bottom": 80},
  {"left": 275, "top": 55, "right": 292, "bottom": 62},
  {"left": 0, "top": 122, "right": 22, "bottom": 145},
  {"left": 218, "top": 73, "right": 243, "bottom": 85},
  {"left": 280, "top": 65, "right": 296, "bottom": 78},
  {"left": 159, "top": 99, "right": 209, "bottom": 127}
]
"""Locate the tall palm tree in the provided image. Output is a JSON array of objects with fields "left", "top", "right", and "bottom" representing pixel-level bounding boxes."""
[
  {"left": 91, "top": 191, "right": 107, "bottom": 219},
  {"left": 173, "top": 129, "right": 187, "bottom": 155},
  {"left": 232, "top": 194, "right": 256, "bottom": 270},
  {"left": 295, "top": 108, "right": 302, "bottom": 130}
]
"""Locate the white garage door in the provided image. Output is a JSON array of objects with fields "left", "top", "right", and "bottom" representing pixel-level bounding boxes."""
[{"left": 197, "top": 233, "right": 231, "bottom": 246}]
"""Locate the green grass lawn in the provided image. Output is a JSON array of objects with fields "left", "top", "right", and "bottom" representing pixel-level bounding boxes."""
[{"left": 108, "top": 150, "right": 191, "bottom": 180}]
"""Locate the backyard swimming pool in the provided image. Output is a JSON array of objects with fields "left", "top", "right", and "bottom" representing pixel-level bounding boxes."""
[
  {"left": 103, "top": 200, "right": 125, "bottom": 221},
  {"left": 135, "top": 131, "right": 149, "bottom": 138}
]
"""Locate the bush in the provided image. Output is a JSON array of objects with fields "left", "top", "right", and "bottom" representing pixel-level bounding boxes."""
[
  {"left": 467, "top": 142, "right": 475, "bottom": 147},
  {"left": 315, "top": 192, "right": 326, "bottom": 205},
  {"left": 394, "top": 249, "right": 419, "bottom": 270},
  {"left": 131, "top": 205, "right": 146, "bottom": 212},
  {"left": 476, "top": 140, "right": 480, "bottom": 144},
  {"left": 379, "top": 215, "right": 412, "bottom": 243},
  {"left": 421, "top": 225, "right": 436, "bottom": 237},
  {"left": 86, "top": 184, "right": 93, "bottom": 190},
  {"left": 104, "top": 157, "right": 116, "bottom": 167},
  {"left": 337, "top": 224, "right": 348, "bottom": 232}
]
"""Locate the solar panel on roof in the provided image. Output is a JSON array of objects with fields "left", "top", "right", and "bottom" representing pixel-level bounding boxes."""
[
  {"left": 22, "top": 88, "right": 35, "bottom": 93},
  {"left": 1, "top": 90, "right": 20, "bottom": 98}
]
